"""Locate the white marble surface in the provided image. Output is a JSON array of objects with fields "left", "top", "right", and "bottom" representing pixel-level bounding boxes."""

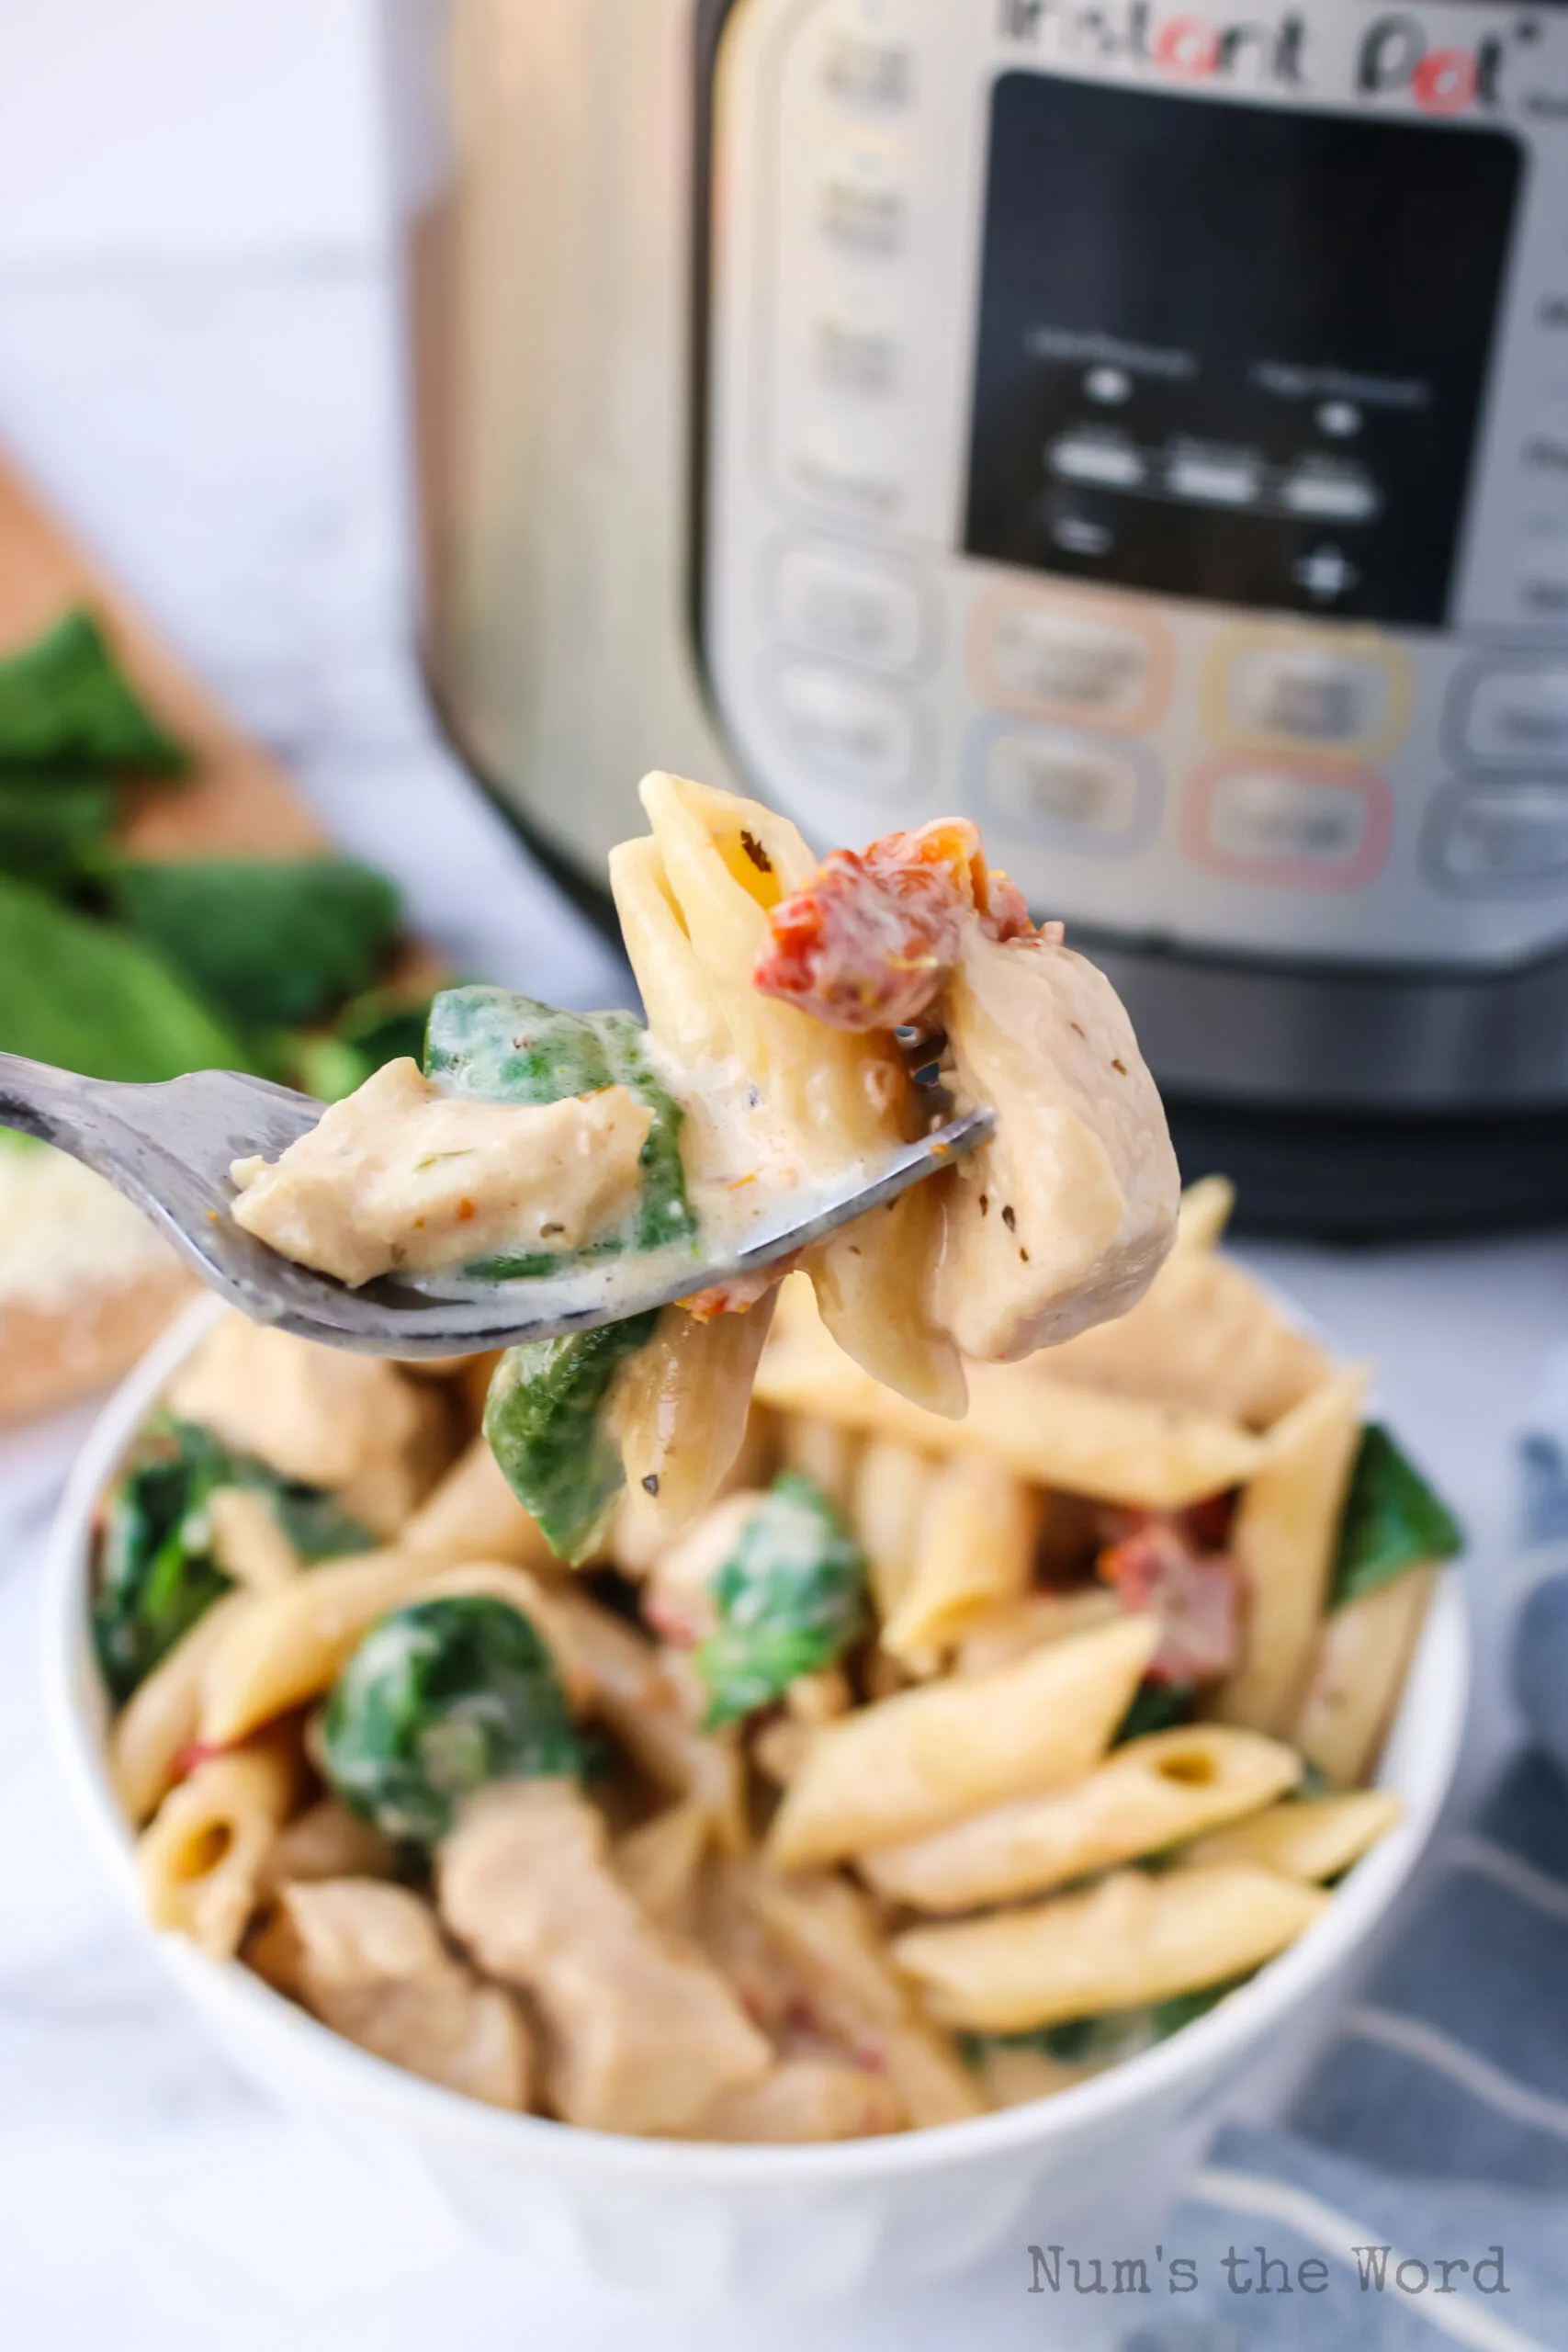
[{"left": 1, "top": 256, "right": 1566, "bottom": 2351}]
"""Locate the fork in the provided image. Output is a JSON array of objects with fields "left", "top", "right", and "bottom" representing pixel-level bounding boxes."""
[{"left": 0, "top": 1052, "right": 992, "bottom": 1359}]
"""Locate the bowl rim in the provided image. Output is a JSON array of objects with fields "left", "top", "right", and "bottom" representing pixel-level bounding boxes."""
[{"left": 43, "top": 1290, "right": 1471, "bottom": 2187}]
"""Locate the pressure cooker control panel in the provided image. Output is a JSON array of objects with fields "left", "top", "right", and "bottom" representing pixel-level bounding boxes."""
[{"left": 698, "top": 0, "right": 1568, "bottom": 970}]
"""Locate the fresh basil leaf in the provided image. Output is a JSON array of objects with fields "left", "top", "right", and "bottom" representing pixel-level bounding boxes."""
[
  {"left": 109, "top": 855, "right": 402, "bottom": 1028},
  {"left": 0, "top": 608, "right": 186, "bottom": 775},
  {"left": 0, "top": 874, "right": 247, "bottom": 1081},
  {"left": 1329, "top": 1423, "right": 1463, "bottom": 1611}
]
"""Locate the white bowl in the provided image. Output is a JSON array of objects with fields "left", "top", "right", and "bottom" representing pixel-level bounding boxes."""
[{"left": 44, "top": 1294, "right": 1469, "bottom": 2310}]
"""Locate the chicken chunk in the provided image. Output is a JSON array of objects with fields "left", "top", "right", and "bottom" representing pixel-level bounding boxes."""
[
  {"left": 249, "top": 1876, "right": 533, "bottom": 2110},
  {"left": 926, "top": 927, "right": 1179, "bottom": 1361},
  {"left": 230, "top": 1055, "right": 651, "bottom": 1286},
  {"left": 437, "top": 1780, "right": 770, "bottom": 2135},
  {"left": 166, "top": 1314, "right": 451, "bottom": 1530},
  {"left": 679, "top": 2056, "right": 901, "bottom": 2143}
]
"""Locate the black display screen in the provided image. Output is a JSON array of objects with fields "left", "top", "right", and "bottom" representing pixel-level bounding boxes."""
[{"left": 964, "top": 75, "right": 1522, "bottom": 625}]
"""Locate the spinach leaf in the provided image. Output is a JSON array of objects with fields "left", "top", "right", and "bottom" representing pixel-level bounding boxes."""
[
  {"left": 1112, "top": 1678, "right": 1195, "bottom": 1747},
  {"left": 1329, "top": 1423, "right": 1463, "bottom": 1612},
  {"left": 695, "top": 1472, "right": 869, "bottom": 1728},
  {"left": 426, "top": 985, "right": 696, "bottom": 1260},
  {"left": 109, "top": 855, "right": 402, "bottom": 1029},
  {"left": 483, "top": 1312, "right": 661, "bottom": 1565},
  {"left": 91, "top": 1419, "right": 375, "bottom": 1705},
  {"left": 958, "top": 2011, "right": 1151, "bottom": 2070},
  {"left": 321, "top": 1594, "right": 581, "bottom": 1844},
  {"left": 0, "top": 773, "right": 113, "bottom": 888},
  {"left": 0, "top": 874, "right": 248, "bottom": 1082},
  {"left": 0, "top": 608, "right": 186, "bottom": 775},
  {"left": 92, "top": 1422, "right": 235, "bottom": 1704}
]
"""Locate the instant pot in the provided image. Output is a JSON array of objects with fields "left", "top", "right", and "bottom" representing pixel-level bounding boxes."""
[{"left": 384, "top": 0, "right": 1568, "bottom": 1233}]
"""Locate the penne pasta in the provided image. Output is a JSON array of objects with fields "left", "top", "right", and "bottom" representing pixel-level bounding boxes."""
[
  {"left": 109, "top": 1586, "right": 259, "bottom": 1824},
  {"left": 862, "top": 1725, "right": 1302, "bottom": 1913},
  {"left": 778, "top": 1411, "right": 863, "bottom": 1515},
  {"left": 755, "top": 1306, "right": 1263, "bottom": 1507},
  {"left": 850, "top": 1437, "right": 936, "bottom": 1621},
  {"left": 677, "top": 2056, "right": 902, "bottom": 2143},
  {"left": 1034, "top": 1249, "right": 1332, "bottom": 1432},
  {"left": 1182, "top": 1789, "right": 1404, "bottom": 1883},
  {"left": 882, "top": 1458, "right": 1043, "bottom": 1666},
  {"left": 258, "top": 1797, "right": 397, "bottom": 1896},
  {"left": 768, "top": 1613, "right": 1159, "bottom": 1869},
  {"left": 206, "top": 1487, "right": 302, "bottom": 1589},
  {"left": 1213, "top": 1366, "right": 1369, "bottom": 1737},
  {"left": 953, "top": 1589, "right": 1122, "bottom": 1678},
  {"left": 1173, "top": 1175, "right": 1235, "bottom": 1254},
  {"left": 400, "top": 1433, "right": 556, "bottom": 1567},
  {"left": 1292, "top": 1566, "right": 1437, "bottom": 1789},
  {"left": 614, "top": 1296, "right": 778, "bottom": 1547},
  {"left": 894, "top": 1863, "right": 1329, "bottom": 2033},
  {"left": 138, "top": 1726, "right": 303, "bottom": 1960}
]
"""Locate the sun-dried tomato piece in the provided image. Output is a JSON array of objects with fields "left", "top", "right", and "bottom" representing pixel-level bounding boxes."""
[
  {"left": 752, "top": 820, "right": 1035, "bottom": 1032},
  {"left": 1099, "top": 1521, "right": 1242, "bottom": 1688}
]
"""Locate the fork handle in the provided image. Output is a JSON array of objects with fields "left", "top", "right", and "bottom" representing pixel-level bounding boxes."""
[{"left": 0, "top": 1051, "right": 103, "bottom": 1158}]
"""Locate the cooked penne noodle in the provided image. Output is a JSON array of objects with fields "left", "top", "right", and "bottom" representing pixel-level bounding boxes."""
[
  {"left": 1293, "top": 1566, "right": 1437, "bottom": 1789},
  {"left": 863, "top": 1725, "right": 1302, "bottom": 1912},
  {"left": 1035, "top": 1249, "right": 1332, "bottom": 1431},
  {"left": 206, "top": 1487, "right": 302, "bottom": 1589},
  {"left": 755, "top": 1306, "right": 1263, "bottom": 1508},
  {"left": 894, "top": 1863, "right": 1329, "bottom": 2032},
  {"left": 1173, "top": 1175, "right": 1235, "bottom": 1254},
  {"left": 850, "top": 1438, "right": 937, "bottom": 1620},
  {"left": 768, "top": 1613, "right": 1159, "bottom": 1869},
  {"left": 109, "top": 1586, "right": 259, "bottom": 1824},
  {"left": 400, "top": 1434, "right": 555, "bottom": 1567},
  {"left": 778, "top": 1412, "right": 863, "bottom": 1513},
  {"left": 953, "top": 1589, "right": 1122, "bottom": 1679},
  {"left": 882, "top": 1458, "right": 1043, "bottom": 1666},
  {"left": 138, "top": 1727, "right": 302, "bottom": 1960},
  {"left": 1182, "top": 1789, "right": 1404, "bottom": 1883},
  {"left": 807, "top": 1182, "right": 967, "bottom": 1421},
  {"left": 1213, "top": 1366, "right": 1369, "bottom": 1737},
  {"left": 614, "top": 1297, "right": 777, "bottom": 1544}
]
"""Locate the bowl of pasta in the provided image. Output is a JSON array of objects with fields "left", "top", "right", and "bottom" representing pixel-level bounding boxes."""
[{"left": 45, "top": 779, "right": 1467, "bottom": 2307}]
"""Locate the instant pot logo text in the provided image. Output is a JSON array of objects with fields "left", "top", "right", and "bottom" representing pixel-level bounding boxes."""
[{"left": 998, "top": 0, "right": 1519, "bottom": 111}]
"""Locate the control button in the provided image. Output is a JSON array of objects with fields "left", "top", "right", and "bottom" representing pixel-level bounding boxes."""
[
  {"left": 785, "top": 412, "right": 906, "bottom": 519},
  {"left": 773, "top": 662, "right": 915, "bottom": 794},
  {"left": 822, "top": 32, "right": 913, "bottom": 108},
  {"left": 1051, "top": 510, "right": 1115, "bottom": 558},
  {"left": 1316, "top": 401, "right": 1362, "bottom": 438},
  {"left": 1226, "top": 648, "right": 1393, "bottom": 747},
  {"left": 774, "top": 545, "right": 923, "bottom": 673},
  {"left": 990, "top": 605, "right": 1149, "bottom": 715},
  {"left": 1281, "top": 461, "right": 1379, "bottom": 522},
  {"left": 1431, "top": 782, "right": 1568, "bottom": 891},
  {"left": 1184, "top": 755, "right": 1393, "bottom": 888},
  {"left": 1460, "top": 664, "right": 1568, "bottom": 767},
  {"left": 1048, "top": 432, "right": 1145, "bottom": 490},
  {"left": 818, "top": 170, "right": 906, "bottom": 256},
  {"left": 1086, "top": 367, "right": 1132, "bottom": 405},
  {"left": 1166, "top": 445, "right": 1263, "bottom": 505},
  {"left": 1293, "top": 545, "right": 1359, "bottom": 603},
  {"left": 814, "top": 319, "right": 898, "bottom": 397},
  {"left": 982, "top": 728, "right": 1157, "bottom": 855}
]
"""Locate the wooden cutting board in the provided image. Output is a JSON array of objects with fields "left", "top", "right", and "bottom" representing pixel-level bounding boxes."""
[{"left": 0, "top": 446, "right": 421, "bottom": 1424}]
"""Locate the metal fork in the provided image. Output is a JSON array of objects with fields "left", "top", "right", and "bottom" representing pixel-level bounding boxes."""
[{"left": 0, "top": 1052, "right": 992, "bottom": 1359}]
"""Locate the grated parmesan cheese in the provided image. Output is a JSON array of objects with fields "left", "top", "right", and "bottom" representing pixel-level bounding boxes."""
[{"left": 0, "top": 1141, "right": 176, "bottom": 1311}]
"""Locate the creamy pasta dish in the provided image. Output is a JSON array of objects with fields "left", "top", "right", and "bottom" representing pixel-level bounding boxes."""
[{"left": 90, "top": 782, "right": 1463, "bottom": 2143}]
